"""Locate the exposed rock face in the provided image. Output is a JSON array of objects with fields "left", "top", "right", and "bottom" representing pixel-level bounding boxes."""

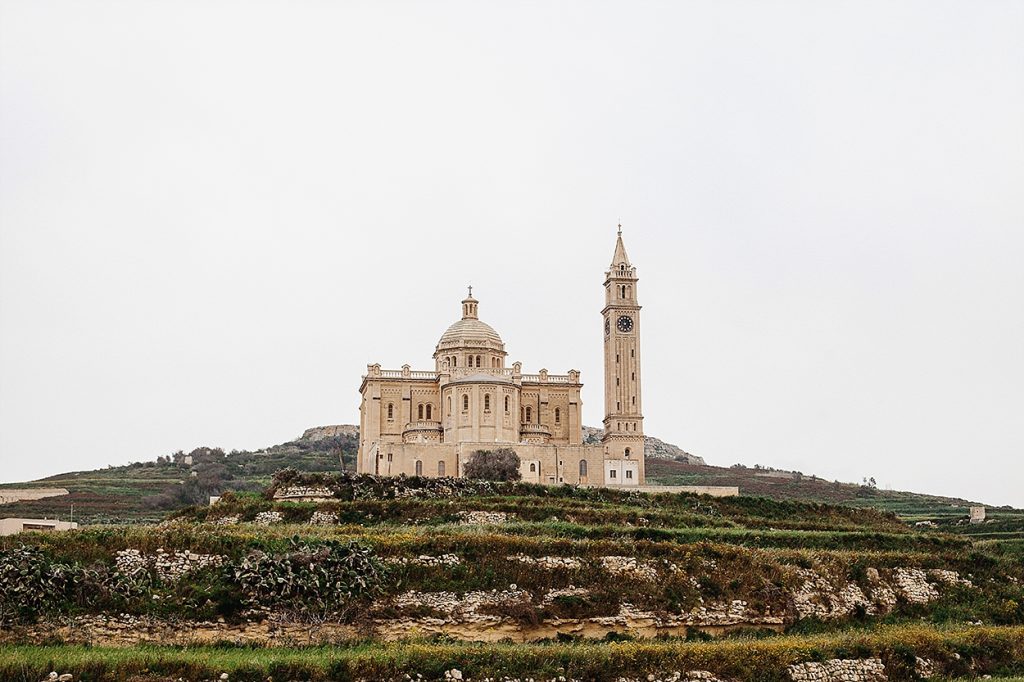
[
  {"left": 600, "top": 556, "right": 662, "bottom": 581},
  {"left": 790, "top": 566, "right": 969, "bottom": 619},
  {"left": 582, "top": 426, "right": 705, "bottom": 464},
  {"left": 787, "top": 658, "right": 887, "bottom": 681},
  {"left": 300, "top": 425, "right": 358, "bottom": 441},
  {"left": 893, "top": 568, "right": 940, "bottom": 604}
]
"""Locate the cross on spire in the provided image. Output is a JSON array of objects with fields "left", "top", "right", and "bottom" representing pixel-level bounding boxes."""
[{"left": 467, "top": 284, "right": 473, "bottom": 297}]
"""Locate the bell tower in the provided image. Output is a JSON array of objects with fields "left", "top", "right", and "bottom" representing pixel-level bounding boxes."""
[{"left": 602, "top": 225, "right": 645, "bottom": 482}]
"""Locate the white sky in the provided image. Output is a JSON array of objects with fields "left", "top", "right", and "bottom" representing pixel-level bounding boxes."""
[{"left": 1, "top": 1, "right": 1022, "bottom": 507}]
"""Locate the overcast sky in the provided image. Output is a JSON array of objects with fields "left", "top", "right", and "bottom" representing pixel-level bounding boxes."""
[{"left": 1, "top": 1, "right": 1022, "bottom": 507}]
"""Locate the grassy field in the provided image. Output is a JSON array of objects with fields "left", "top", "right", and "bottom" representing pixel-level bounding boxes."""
[{"left": 2, "top": 624, "right": 1024, "bottom": 681}]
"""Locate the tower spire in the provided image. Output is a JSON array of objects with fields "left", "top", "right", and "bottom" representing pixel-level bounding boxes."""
[{"left": 611, "top": 223, "right": 631, "bottom": 267}]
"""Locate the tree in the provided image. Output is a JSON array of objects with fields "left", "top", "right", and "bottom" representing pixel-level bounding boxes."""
[{"left": 463, "top": 448, "right": 521, "bottom": 482}]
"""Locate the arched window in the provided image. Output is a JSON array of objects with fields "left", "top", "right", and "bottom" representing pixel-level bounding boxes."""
[
  {"left": 426, "top": 404, "right": 432, "bottom": 420},
  {"left": 555, "top": 408, "right": 561, "bottom": 423},
  {"left": 452, "top": 356, "right": 457, "bottom": 367},
  {"left": 625, "top": 448, "right": 631, "bottom": 458},
  {"left": 504, "top": 395, "right": 510, "bottom": 413},
  {"left": 387, "top": 403, "right": 394, "bottom": 420},
  {"left": 463, "top": 394, "right": 469, "bottom": 411},
  {"left": 415, "top": 460, "right": 423, "bottom": 476},
  {"left": 438, "top": 461, "right": 446, "bottom": 477},
  {"left": 476, "top": 355, "right": 482, "bottom": 367},
  {"left": 484, "top": 394, "right": 491, "bottom": 411},
  {"left": 620, "top": 264, "right": 625, "bottom": 272},
  {"left": 525, "top": 406, "right": 532, "bottom": 423},
  {"left": 530, "top": 463, "right": 536, "bottom": 473},
  {"left": 417, "top": 404, "right": 424, "bottom": 420},
  {"left": 447, "top": 396, "right": 452, "bottom": 412},
  {"left": 579, "top": 460, "right": 588, "bottom": 477}
]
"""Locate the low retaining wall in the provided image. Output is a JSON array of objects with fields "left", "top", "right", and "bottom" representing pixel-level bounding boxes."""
[{"left": 639, "top": 485, "right": 740, "bottom": 497}]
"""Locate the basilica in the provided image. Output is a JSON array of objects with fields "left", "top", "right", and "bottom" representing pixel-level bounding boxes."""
[{"left": 356, "top": 229, "right": 645, "bottom": 486}]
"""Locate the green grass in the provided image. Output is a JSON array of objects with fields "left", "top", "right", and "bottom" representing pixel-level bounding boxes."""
[{"left": 2, "top": 624, "right": 1024, "bottom": 681}]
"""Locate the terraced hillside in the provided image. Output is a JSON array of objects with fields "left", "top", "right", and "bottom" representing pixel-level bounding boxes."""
[
  {"left": 0, "top": 434, "right": 354, "bottom": 524},
  {"left": 3, "top": 425, "right": 1017, "bottom": 530},
  {"left": 2, "top": 472, "right": 1023, "bottom": 681}
]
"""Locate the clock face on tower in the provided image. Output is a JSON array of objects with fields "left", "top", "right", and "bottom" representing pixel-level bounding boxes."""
[{"left": 616, "top": 315, "right": 634, "bottom": 333}]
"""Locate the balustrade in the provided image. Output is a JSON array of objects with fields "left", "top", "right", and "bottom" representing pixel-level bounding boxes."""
[
  {"left": 370, "top": 369, "right": 439, "bottom": 380},
  {"left": 521, "top": 374, "right": 573, "bottom": 383}
]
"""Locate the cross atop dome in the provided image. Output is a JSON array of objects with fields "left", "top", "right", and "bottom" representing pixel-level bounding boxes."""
[{"left": 461, "top": 287, "right": 479, "bottom": 319}]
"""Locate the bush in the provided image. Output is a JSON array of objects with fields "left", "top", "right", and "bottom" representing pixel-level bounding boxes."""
[
  {"left": 464, "top": 448, "right": 522, "bottom": 482},
  {"left": 230, "top": 537, "right": 387, "bottom": 621},
  {"left": 0, "top": 546, "right": 147, "bottom": 625}
]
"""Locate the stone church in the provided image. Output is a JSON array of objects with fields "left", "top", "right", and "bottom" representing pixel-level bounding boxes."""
[{"left": 356, "top": 229, "right": 645, "bottom": 486}]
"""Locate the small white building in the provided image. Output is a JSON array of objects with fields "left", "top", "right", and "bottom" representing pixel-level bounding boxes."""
[{"left": 0, "top": 518, "right": 78, "bottom": 537}]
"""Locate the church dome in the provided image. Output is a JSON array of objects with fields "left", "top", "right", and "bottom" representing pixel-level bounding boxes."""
[
  {"left": 438, "top": 318, "right": 504, "bottom": 347},
  {"left": 434, "top": 289, "right": 506, "bottom": 356}
]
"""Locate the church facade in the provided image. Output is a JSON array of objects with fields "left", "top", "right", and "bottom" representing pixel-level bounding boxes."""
[{"left": 356, "top": 229, "right": 645, "bottom": 487}]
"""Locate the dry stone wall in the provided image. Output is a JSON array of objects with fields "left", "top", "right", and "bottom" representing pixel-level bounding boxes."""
[
  {"left": 787, "top": 658, "right": 887, "bottom": 681},
  {"left": 274, "top": 486, "right": 335, "bottom": 501},
  {"left": 388, "top": 554, "right": 462, "bottom": 567},
  {"left": 253, "top": 511, "right": 283, "bottom": 526},
  {"left": 115, "top": 549, "right": 226, "bottom": 583},
  {"left": 459, "top": 511, "right": 512, "bottom": 525},
  {"left": 309, "top": 510, "right": 338, "bottom": 525},
  {"left": 508, "top": 555, "right": 583, "bottom": 571}
]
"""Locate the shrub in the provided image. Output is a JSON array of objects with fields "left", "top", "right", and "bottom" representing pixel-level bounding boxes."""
[
  {"left": 230, "top": 537, "right": 387, "bottom": 621},
  {"left": 0, "top": 546, "right": 147, "bottom": 625},
  {"left": 464, "top": 448, "right": 522, "bottom": 482}
]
